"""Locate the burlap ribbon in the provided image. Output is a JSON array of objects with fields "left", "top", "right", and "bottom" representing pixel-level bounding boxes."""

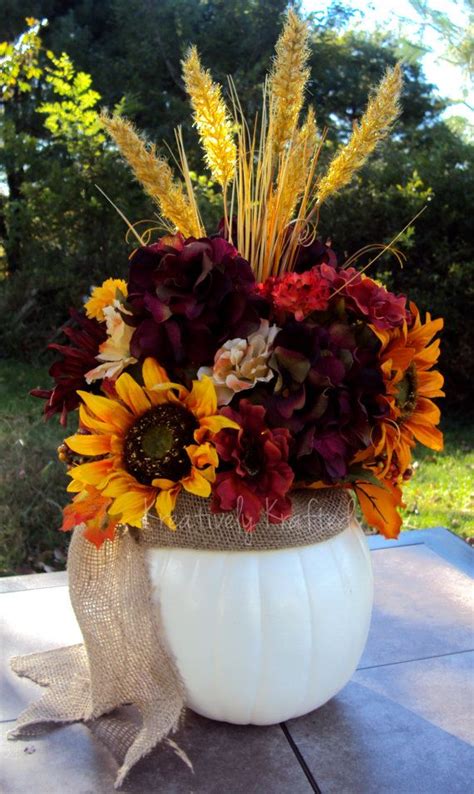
[{"left": 9, "top": 488, "right": 352, "bottom": 788}]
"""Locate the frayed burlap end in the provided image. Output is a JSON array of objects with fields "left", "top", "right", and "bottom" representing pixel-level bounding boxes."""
[
  {"left": 9, "top": 488, "right": 351, "bottom": 787},
  {"left": 8, "top": 527, "right": 186, "bottom": 789}
]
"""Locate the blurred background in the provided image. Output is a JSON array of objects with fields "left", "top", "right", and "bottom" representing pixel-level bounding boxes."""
[{"left": 1, "top": 0, "right": 473, "bottom": 573}]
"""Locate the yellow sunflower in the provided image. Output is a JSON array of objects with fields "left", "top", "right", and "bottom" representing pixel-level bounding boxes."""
[
  {"left": 84, "top": 277, "right": 128, "bottom": 322},
  {"left": 64, "top": 358, "right": 239, "bottom": 537}
]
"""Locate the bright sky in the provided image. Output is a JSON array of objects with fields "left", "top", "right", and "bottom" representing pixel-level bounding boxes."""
[{"left": 303, "top": 0, "right": 474, "bottom": 125}]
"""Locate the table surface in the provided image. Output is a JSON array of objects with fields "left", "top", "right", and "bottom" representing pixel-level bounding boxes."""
[{"left": 1, "top": 528, "right": 473, "bottom": 794}]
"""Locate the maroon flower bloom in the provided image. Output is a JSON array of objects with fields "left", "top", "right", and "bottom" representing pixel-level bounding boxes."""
[
  {"left": 31, "top": 309, "right": 107, "bottom": 424},
  {"left": 318, "top": 264, "right": 408, "bottom": 329},
  {"left": 263, "top": 319, "right": 385, "bottom": 483},
  {"left": 293, "top": 238, "right": 338, "bottom": 273},
  {"left": 126, "top": 234, "right": 261, "bottom": 378},
  {"left": 212, "top": 400, "right": 294, "bottom": 531}
]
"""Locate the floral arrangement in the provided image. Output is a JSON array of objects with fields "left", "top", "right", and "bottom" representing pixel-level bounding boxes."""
[{"left": 33, "top": 12, "right": 444, "bottom": 547}]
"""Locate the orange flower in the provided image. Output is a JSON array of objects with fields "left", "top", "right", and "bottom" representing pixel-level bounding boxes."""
[
  {"left": 353, "top": 478, "right": 403, "bottom": 539},
  {"left": 84, "top": 278, "right": 128, "bottom": 322},
  {"left": 353, "top": 302, "right": 443, "bottom": 538},
  {"left": 368, "top": 301, "right": 444, "bottom": 476},
  {"left": 61, "top": 486, "right": 119, "bottom": 548},
  {"left": 63, "top": 358, "right": 239, "bottom": 543}
]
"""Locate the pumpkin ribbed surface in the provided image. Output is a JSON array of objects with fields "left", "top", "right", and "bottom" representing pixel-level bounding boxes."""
[{"left": 146, "top": 518, "right": 373, "bottom": 725}]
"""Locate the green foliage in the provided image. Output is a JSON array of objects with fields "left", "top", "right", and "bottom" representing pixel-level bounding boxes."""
[
  {"left": 0, "top": 17, "right": 43, "bottom": 100},
  {"left": 0, "top": 4, "right": 473, "bottom": 413},
  {"left": 38, "top": 50, "right": 105, "bottom": 152},
  {"left": 0, "top": 18, "right": 147, "bottom": 355}
]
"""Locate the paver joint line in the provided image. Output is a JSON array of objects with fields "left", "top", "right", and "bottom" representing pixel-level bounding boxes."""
[
  {"left": 357, "top": 648, "right": 474, "bottom": 672},
  {"left": 280, "top": 722, "right": 323, "bottom": 793}
]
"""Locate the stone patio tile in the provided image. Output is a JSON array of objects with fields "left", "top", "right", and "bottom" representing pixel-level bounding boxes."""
[
  {"left": 0, "top": 712, "right": 312, "bottom": 794},
  {"left": 0, "top": 587, "right": 81, "bottom": 721},
  {"left": 0, "top": 572, "right": 68, "bottom": 594},
  {"left": 285, "top": 673, "right": 474, "bottom": 794},
  {"left": 0, "top": 722, "right": 117, "bottom": 794},
  {"left": 0, "top": 578, "right": 28, "bottom": 594},
  {"left": 359, "top": 544, "right": 474, "bottom": 668},
  {"left": 369, "top": 529, "right": 474, "bottom": 578},
  {"left": 354, "top": 651, "right": 474, "bottom": 744},
  {"left": 0, "top": 572, "right": 69, "bottom": 594}
]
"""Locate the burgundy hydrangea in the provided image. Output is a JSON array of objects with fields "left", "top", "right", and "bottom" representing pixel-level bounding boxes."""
[
  {"left": 126, "top": 234, "right": 262, "bottom": 379},
  {"left": 31, "top": 309, "right": 107, "bottom": 424},
  {"left": 261, "top": 319, "right": 385, "bottom": 483},
  {"left": 293, "top": 238, "right": 338, "bottom": 273},
  {"left": 212, "top": 400, "right": 294, "bottom": 531}
]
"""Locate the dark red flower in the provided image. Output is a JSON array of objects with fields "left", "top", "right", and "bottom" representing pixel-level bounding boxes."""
[
  {"left": 126, "top": 234, "right": 261, "bottom": 378},
  {"left": 212, "top": 400, "right": 294, "bottom": 531},
  {"left": 318, "top": 264, "right": 408, "bottom": 329},
  {"left": 263, "top": 320, "right": 385, "bottom": 483},
  {"left": 31, "top": 309, "right": 106, "bottom": 424},
  {"left": 293, "top": 238, "right": 338, "bottom": 273}
]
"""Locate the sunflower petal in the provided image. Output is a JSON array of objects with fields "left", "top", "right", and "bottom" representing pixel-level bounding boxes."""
[
  {"left": 65, "top": 434, "right": 112, "bottom": 456},
  {"left": 77, "top": 391, "right": 133, "bottom": 432},
  {"left": 409, "top": 315, "right": 443, "bottom": 349},
  {"left": 417, "top": 370, "right": 445, "bottom": 398},
  {"left": 409, "top": 419, "right": 444, "bottom": 451},
  {"left": 196, "top": 414, "right": 240, "bottom": 441},
  {"left": 186, "top": 442, "right": 219, "bottom": 469},
  {"left": 66, "top": 479, "right": 84, "bottom": 493},
  {"left": 155, "top": 486, "right": 180, "bottom": 530},
  {"left": 186, "top": 376, "right": 217, "bottom": 419},
  {"left": 182, "top": 468, "right": 212, "bottom": 497},
  {"left": 68, "top": 458, "right": 115, "bottom": 488},
  {"left": 151, "top": 477, "right": 177, "bottom": 490},
  {"left": 115, "top": 372, "right": 151, "bottom": 416},
  {"left": 107, "top": 489, "right": 155, "bottom": 526},
  {"left": 415, "top": 396, "right": 441, "bottom": 424},
  {"left": 142, "top": 357, "right": 171, "bottom": 389},
  {"left": 79, "top": 405, "right": 113, "bottom": 433},
  {"left": 102, "top": 473, "right": 138, "bottom": 497}
]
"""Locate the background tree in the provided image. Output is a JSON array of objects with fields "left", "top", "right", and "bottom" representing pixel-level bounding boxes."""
[{"left": 1, "top": 2, "right": 473, "bottom": 410}]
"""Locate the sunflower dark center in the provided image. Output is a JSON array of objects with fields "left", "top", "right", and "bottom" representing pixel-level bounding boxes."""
[
  {"left": 124, "top": 404, "right": 198, "bottom": 485},
  {"left": 396, "top": 362, "right": 418, "bottom": 420}
]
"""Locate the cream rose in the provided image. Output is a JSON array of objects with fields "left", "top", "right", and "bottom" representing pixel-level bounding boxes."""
[{"left": 198, "top": 320, "right": 280, "bottom": 405}]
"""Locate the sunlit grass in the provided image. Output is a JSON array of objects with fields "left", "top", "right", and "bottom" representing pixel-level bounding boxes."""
[
  {"left": 0, "top": 360, "right": 74, "bottom": 575},
  {"left": 401, "top": 420, "right": 474, "bottom": 539}
]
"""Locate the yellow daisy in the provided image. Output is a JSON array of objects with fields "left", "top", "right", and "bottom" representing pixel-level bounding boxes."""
[
  {"left": 65, "top": 358, "right": 239, "bottom": 533},
  {"left": 84, "top": 277, "right": 128, "bottom": 322}
]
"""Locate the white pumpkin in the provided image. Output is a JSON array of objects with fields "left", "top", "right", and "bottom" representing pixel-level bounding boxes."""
[{"left": 146, "top": 516, "right": 373, "bottom": 725}]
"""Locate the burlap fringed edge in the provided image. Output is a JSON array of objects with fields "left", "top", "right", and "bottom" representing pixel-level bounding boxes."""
[
  {"left": 8, "top": 487, "right": 353, "bottom": 789},
  {"left": 8, "top": 528, "right": 189, "bottom": 789},
  {"left": 141, "top": 487, "right": 353, "bottom": 551}
]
